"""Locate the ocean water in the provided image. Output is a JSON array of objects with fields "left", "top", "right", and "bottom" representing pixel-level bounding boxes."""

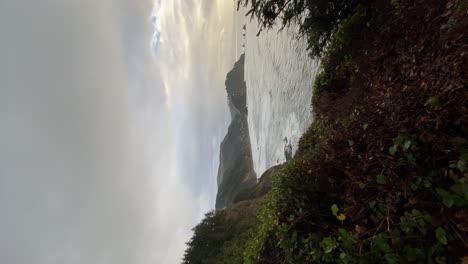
[{"left": 242, "top": 22, "right": 320, "bottom": 177}]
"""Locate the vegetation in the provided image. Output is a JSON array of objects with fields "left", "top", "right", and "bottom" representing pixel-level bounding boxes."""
[
  {"left": 183, "top": 201, "right": 262, "bottom": 263},
  {"left": 183, "top": 211, "right": 230, "bottom": 263},
  {"left": 237, "top": 0, "right": 363, "bottom": 56},
  {"left": 184, "top": 0, "right": 468, "bottom": 263}
]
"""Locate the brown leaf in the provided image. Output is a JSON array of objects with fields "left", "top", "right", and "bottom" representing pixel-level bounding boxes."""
[
  {"left": 355, "top": 225, "right": 367, "bottom": 235},
  {"left": 454, "top": 210, "right": 468, "bottom": 232},
  {"left": 447, "top": 32, "right": 464, "bottom": 42},
  {"left": 460, "top": 255, "right": 468, "bottom": 264}
]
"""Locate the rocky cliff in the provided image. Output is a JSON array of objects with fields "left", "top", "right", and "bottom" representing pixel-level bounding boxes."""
[{"left": 215, "top": 55, "right": 258, "bottom": 210}]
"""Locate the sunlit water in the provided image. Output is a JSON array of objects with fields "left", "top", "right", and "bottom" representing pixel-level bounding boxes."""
[{"left": 242, "top": 21, "right": 320, "bottom": 177}]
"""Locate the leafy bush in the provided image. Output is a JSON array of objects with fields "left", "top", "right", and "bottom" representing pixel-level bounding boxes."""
[
  {"left": 312, "top": 5, "right": 369, "bottom": 109},
  {"left": 183, "top": 211, "right": 232, "bottom": 264}
]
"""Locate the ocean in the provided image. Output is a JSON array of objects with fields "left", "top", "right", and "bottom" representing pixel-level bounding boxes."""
[{"left": 239, "top": 17, "right": 320, "bottom": 176}]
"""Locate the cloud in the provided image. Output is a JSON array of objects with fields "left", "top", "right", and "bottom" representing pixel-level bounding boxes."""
[
  {"left": 0, "top": 0, "right": 240, "bottom": 263},
  {"left": 152, "top": 0, "right": 237, "bottom": 196},
  {"left": 0, "top": 1, "right": 151, "bottom": 263},
  {"left": 0, "top": 0, "right": 238, "bottom": 263},
  {"left": 150, "top": 0, "right": 240, "bottom": 198},
  {"left": 150, "top": 16, "right": 162, "bottom": 55},
  {"left": 143, "top": 0, "right": 242, "bottom": 261}
]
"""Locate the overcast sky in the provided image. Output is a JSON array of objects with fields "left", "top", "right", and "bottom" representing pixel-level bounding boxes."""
[{"left": 0, "top": 0, "right": 237, "bottom": 263}]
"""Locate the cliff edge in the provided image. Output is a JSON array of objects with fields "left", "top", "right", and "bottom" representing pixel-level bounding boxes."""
[{"left": 215, "top": 54, "right": 257, "bottom": 210}]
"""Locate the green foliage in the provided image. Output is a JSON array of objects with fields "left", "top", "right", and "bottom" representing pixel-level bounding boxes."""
[
  {"left": 183, "top": 208, "right": 260, "bottom": 264},
  {"left": 390, "top": 135, "right": 415, "bottom": 154},
  {"left": 313, "top": 70, "right": 331, "bottom": 96},
  {"left": 331, "top": 204, "right": 339, "bottom": 216},
  {"left": 426, "top": 96, "right": 441, "bottom": 109},
  {"left": 239, "top": 119, "right": 463, "bottom": 263},
  {"left": 403, "top": 246, "right": 425, "bottom": 263},
  {"left": 456, "top": 142, "right": 468, "bottom": 173},
  {"left": 216, "top": 216, "right": 259, "bottom": 264},
  {"left": 237, "top": 0, "right": 363, "bottom": 57},
  {"left": 435, "top": 227, "right": 447, "bottom": 246},
  {"left": 311, "top": 6, "right": 369, "bottom": 108},
  {"left": 183, "top": 211, "right": 231, "bottom": 264},
  {"left": 296, "top": 118, "right": 332, "bottom": 159},
  {"left": 389, "top": 134, "right": 417, "bottom": 164},
  {"left": 390, "top": 0, "right": 410, "bottom": 17},
  {"left": 331, "top": 204, "right": 346, "bottom": 222},
  {"left": 320, "top": 237, "right": 338, "bottom": 254},
  {"left": 436, "top": 182, "right": 468, "bottom": 208},
  {"left": 410, "top": 168, "right": 436, "bottom": 191},
  {"left": 369, "top": 235, "right": 398, "bottom": 263},
  {"left": 399, "top": 209, "right": 432, "bottom": 235},
  {"left": 369, "top": 200, "right": 386, "bottom": 219},
  {"left": 376, "top": 174, "right": 387, "bottom": 185}
]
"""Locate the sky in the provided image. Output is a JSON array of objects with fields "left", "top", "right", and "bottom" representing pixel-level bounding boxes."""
[{"left": 0, "top": 0, "right": 238, "bottom": 263}]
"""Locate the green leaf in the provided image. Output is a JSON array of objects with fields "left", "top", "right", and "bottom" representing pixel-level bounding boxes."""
[
  {"left": 406, "top": 153, "right": 416, "bottom": 164},
  {"left": 363, "top": 123, "right": 369, "bottom": 130},
  {"left": 453, "top": 136, "right": 467, "bottom": 145},
  {"left": 320, "top": 237, "right": 338, "bottom": 254},
  {"left": 443, "top": 196, "right": 454, "bottom": 208},
  {"left": 411, "top": 209, "right": 420, "bottom": 215},
  {"left": 337, "top": 213, "right": 346, "bottom": 222},
  {"left": 427, "top": 96, "right": 441, "bottom": 108},
  {"left": 460, "top": 147, "right": 468, "bottom": 160},
  {"left": 404, "top": 246, "right": 424, "bottom": 262},
  {"left": 457, "top": 160, "right": 467, "bottom": 172},
  {"left": 372, "top": 235, "right": 392, "bottom": 253},
  {"left": 389, "top": 145, "right": 398, "bottom": 155},
  {"left": 338, "top": 228, "right": 357, "bottom": 251},
  {"left": 376, "top": 174, "right": 387, "bottom": 185},
  {"left": 423, "top": 178, "right": 432, "bottom": 188},
  {"left": 384, "top": 253, "right": 399, "bottom": 264},
  {"left": 291, "top": 230, "right": 298, "bottom": 242},
  {"left": 410, "top": 182, "right": 419, "bottom": 191},
  {"left": 435, "top": 227, "right": 447, "bottom": 245},
  {"left": 436, "top": 188, "right": 454, "bottom": 208},
  {"left": 423, "top": 214, "right": 432, "bottom": 223},
  {"left": 331, "top": 204, "right": 339, "bottom": 216},
  {"left": 394, "top": 135, "right": 405, "bottom": 145},
  {"left": 339, "top": 252, "right": 347, "bottom": 259},
  {"left": 450, "top": 183, "right": 465, "bottom": 195},
  {"left": 403, "top": 140, "right": 412, "bottom": 151}
]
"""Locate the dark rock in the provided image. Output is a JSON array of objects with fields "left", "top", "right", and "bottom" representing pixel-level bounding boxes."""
[
  {"left": 216, "top": 54, "right": 257, "bottom": 210},
  {"left": 232, "top": 164, "right": 284, "bottom": 204}
]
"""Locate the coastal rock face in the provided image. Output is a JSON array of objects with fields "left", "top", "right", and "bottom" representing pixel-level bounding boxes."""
[
  {"left": 225, "top": 55, "right": 248, "bottom": 118},
  {"left": 232, "top": 164, "right": 283, "bottom": 204},
  {"left": 216, "top": 55, "right": 257, "bottom": 210}
]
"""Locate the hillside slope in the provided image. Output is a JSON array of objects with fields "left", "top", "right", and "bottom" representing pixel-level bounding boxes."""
[
  {"left": 184, "top": 0, "right": 467, "bottom": 263},
  {"left": 216, "top": 54, "right": 257, "bottom": 210}
]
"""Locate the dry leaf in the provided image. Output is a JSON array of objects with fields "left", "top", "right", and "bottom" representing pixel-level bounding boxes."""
[
  {"left": 460, "top": 255, "right": 468, "bottom": 264},
  {"left": 355, "top": 225, "right": 367, "bottom": 235}
]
